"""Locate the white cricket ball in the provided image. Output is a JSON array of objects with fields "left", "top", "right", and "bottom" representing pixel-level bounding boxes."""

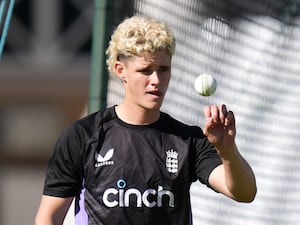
[{"left": 194, "top": 74, "right": 217, "bottom": 96}]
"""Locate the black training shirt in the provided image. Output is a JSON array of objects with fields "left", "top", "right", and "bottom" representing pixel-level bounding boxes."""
[{"left": 43, "top": 106, "right": 222, "bottom": 225}]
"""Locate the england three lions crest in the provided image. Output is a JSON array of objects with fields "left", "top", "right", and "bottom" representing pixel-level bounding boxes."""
[{"left": 166, "top": 149, "right": 178, "bottom": 173}]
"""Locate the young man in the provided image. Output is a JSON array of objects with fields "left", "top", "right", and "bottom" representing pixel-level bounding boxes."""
[{"left": 35, "top": 16, "right": 256, "bottom": 225}]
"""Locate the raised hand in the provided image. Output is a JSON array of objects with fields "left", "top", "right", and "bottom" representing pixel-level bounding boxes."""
[{"left": 203, "top": 104, "right": 236, "bottom": 152}]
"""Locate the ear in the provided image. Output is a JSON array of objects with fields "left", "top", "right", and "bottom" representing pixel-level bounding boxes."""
[{"left": 114, "top": 61, "right": 127, "bottom": 83}]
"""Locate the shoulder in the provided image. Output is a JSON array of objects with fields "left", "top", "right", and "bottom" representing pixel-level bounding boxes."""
[
  {"left": 159, "top": 112, "right": 205, "bottom": 138},
  {"left": 59, "top": 106, "right": 116, "bottom": 143}
]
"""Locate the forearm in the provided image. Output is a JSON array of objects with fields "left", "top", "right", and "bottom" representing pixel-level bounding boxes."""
[
  {"left": 35, "top": 216, "right": 61, "bottom": 225},
  {"left": 211, "top": 143, "right": 257, "bottom": 202},
  {"left": 223, "top": 145, "right": 256, "bottom": 201},
  {"left": 35, "top": 213, "right": 65, "bottom": 225}
]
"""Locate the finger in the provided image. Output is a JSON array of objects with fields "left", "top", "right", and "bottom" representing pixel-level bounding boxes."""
[
  {"left": 203, "top": 117, "right": 214, "bottom": 136},
  {"left": 225, "top": 110, "right": 235, "bottom": 127},
  {"left": 203, "top": 105, "right": 211, "bottom": 118},
  {"left": 210, "top": 105, "right": 219, "bottom": 123},
  {"left": 203, "top": 106, "right": 214, "bottom": 135},
  {"left": 220, "top": 104, "right": 227, "bottom": 124}
]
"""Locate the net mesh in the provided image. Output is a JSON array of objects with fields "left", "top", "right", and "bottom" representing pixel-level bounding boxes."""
[{"left": 107, "top": 0, "right": 300, "bottom": 224}]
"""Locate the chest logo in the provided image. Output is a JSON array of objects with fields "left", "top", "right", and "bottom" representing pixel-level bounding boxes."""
[
  {"left": 95, "top": 148, "right": 114, "bottom": 168},
  {"left": 166, "top": 149, "right": 178, "bottom": 173}
]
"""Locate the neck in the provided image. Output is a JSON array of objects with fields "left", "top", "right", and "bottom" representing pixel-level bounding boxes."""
[{"left": 115, "top": 103, "right": 160, "bottom": 125}]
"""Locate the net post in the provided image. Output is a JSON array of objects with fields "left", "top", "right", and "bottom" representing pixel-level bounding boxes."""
[
  {"left": 88, "top": 0, "right": 113, "bottom": 114},
  {"left": 0, "top": 0, "right": 15, "bottom": 61}
]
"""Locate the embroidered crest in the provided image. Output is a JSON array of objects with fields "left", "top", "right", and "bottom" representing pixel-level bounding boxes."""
[{"left": 166, "top": 149, "right": 178, "bottom": 173}]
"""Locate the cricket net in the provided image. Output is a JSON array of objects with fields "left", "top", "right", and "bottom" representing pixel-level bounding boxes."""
[{"left": 107, "top": 0, "right": 300, "bottom": 224}]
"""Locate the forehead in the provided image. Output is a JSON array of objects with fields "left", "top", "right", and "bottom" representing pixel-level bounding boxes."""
[{"left": 133, "top": 51, "right": 171, "bottom": 67}]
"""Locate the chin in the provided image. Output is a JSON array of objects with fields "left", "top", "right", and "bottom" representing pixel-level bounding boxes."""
[{"left": 144, "top": 103, "right": 162, "bottom": 111}]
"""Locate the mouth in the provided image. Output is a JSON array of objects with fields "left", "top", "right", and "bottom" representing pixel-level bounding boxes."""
[{"left": 147, "top": 90, "right": 163, "bottom": 97}]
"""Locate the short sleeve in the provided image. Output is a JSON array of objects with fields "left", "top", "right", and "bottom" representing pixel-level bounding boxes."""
[
  {"left": 192, "top": 129, "right": 222, "bottom": 188},
  {"left": 43, "top": 123, "right": 85, "bottom": 197}
]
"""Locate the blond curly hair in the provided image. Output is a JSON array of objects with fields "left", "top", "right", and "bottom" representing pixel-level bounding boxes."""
[{"left": 106, "top": 16, "right": 176, "bottom": 76}]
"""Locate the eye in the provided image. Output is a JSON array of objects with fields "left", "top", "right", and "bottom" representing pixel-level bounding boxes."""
[
  {"left": 158, "top": 66, "right": 170, "bottom": 73},
  {"left": 137, "top": 66, "right": 170, "bottom": 75},
  {"left": 139, "top": 68, "right": 153, "bottom": 75}
]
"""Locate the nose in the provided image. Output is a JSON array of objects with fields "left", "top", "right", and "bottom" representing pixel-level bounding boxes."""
[{"left": 150, "top": 71, "right": 160, "bottom": 85}]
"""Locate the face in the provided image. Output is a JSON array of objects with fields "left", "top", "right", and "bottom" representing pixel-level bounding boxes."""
[{"left": 115, "top": 51, "right": 172, "bottom": 111}]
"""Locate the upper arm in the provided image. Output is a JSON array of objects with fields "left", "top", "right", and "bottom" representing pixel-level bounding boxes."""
[
  {"left": 208, "top": 164, "right": 234, "bottom": 198},
  {"left": 35, "top": 195, "right": 74, "bottom": 225}
]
